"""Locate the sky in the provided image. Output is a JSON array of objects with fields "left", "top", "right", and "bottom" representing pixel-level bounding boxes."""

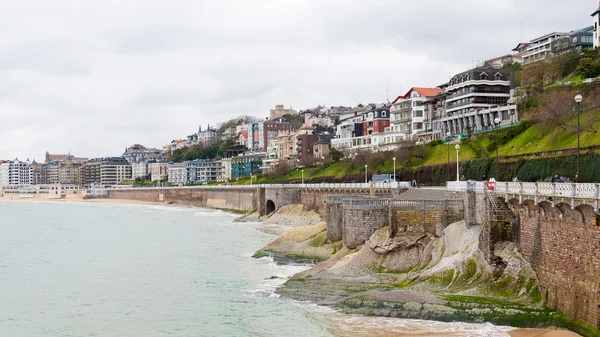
[{"left": 0, "top": 0, "right": 595, "bottom": 160}]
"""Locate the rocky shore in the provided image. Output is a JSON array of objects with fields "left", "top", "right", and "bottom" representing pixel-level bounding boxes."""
[{"left": 251, "top": 204, "right": 594, "bottom": 337}]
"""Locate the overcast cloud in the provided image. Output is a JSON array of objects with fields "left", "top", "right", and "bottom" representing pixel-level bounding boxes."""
[{"left": 0, "top": 0, "right": 594, "bottom": 160}]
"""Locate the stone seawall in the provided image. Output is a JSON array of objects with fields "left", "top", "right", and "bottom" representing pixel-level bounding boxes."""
[
  {"left": 337, "top": 198, "right": 464, "bottom": 250},
  {"left": 516, "top": 200, "right": 600, "bottom": 328},
  {"left": 107, "top": 188, "right": 257, "bottom": 212}
]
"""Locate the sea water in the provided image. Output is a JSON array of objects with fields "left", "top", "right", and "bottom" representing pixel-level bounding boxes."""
[{"left": 0, "top": 201, "right": 514, "bottom": 337}]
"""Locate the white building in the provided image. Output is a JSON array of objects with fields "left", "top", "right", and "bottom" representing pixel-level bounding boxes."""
[
  {"left": 221, "top": 158, "right": 232, "bottom": 182},
  {"left": 0, "top": 159, "right": 33, "bottom": 186},
  {"left": 520, "top": 32, "right": 569, "bottom": 65},
  {"left": 593, "top": 5, "right": 600, "bottom": 48},
  {"left": 168, "top": 163, "right": 187, "bottom": 186},
  {"left": 389, "top": 87, "right": 442, "bottom": 141},
  {"left": 131, "top": 160, "right": 149, "bottom": 180},
  {"left": 260, "top": 139, "right": 279, "bottom": 172}
]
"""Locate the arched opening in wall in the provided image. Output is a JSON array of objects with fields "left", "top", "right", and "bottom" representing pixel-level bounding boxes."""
[{"left": 266, "top": 199, "right": 276, "bottom": 215}]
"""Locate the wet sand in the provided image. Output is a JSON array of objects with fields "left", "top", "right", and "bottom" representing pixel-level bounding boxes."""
[{"left": 508, "top": 330, "right": 582, "bottom": 337}]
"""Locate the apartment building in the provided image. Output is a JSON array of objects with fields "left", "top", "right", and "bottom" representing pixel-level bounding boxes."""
[
  {"left": 131, "top": 160, "right": 149, "bottom": 179},
  {"left": 277, "top": 130, "right": 298, "bottom": 164},
  {"left": 440, "top": 66, "right": 517, "bottom": 136},
  {"left": 167, "top": 163, "right": 187, "bottom": 186},
  {"left": 231, "top": 153, "right": 265, "bottom": 178},
  {"left": 331, "top": 106, "right": 391, "bottom": 152},
  {"left": 81, "top": 157, "right": 132, "bottom": 187},
  {"left": 389, "top": 87, "right": 442, "bottom": 142},
  {"left": 186, "top": 159, "right": 222, "bottom": 184},
  {"left": 0, "top": 159, "right": 33, "bottom": 186}
]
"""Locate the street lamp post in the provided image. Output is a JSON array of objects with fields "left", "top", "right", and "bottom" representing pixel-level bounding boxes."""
[
  {"left": 494, "top": 117, "right": 501, "bottom": 179},
  {"left": 575, "top": 94, "right": 583, "bottom": 182},
  {"left": 392, "top": 157, "right": 396, "bottom": 182},
  {"left": 455, "top": 144, "right": 460, "bottom": 181},
  {"left": 301, "top": 169, "right": 304, "bottom": 185},
  {"left": 365, "top": 164, "right": 368, "bottom": 184},
  {"left": 321, "top": 156, "right": 325, "bottom": 183},
  {"left": 446, "top": 132, "right": 451, "bottom": 165}
]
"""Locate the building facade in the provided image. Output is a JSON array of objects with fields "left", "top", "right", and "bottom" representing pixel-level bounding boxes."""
[
  {"left": 440, "top": 66, "right": 518, "bottom": 136},
  {"left": 167, "top": 163, "right": 187, "bottom": 186},
  {"left": 131, "top": 160, "right": 149, "bottom": 180},
  {"left": 149, "top": 162, "right": 169, "bottom": 182},
  {"left": 593, "top": 4, "right": 600, "bottom": 48},
  {"left": 269, "top": 104, "right": 296, "bottom": 120},
  {"left": 197, "top": 125, "right": 219, "bottom": 147},
  {"left": 390, "top": 87, "right": 442, "bottom": 141},
  {"left": 82, "top": 157, "right": 132, "bottom": 187},
  {"left": 0, "top": 159, "right": 33, "bottom": 186},
  {"left": 122, "top": 144, "right": 161, "bottom": 163},
  {"left": 519, "top": 32, "right": 569, "bottom": 65},
  {"left": 231, "top": 153, "right": 265, "bottom": 178}
]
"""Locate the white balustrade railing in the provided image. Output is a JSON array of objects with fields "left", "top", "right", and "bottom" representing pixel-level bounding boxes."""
[
  {"left": 446, "top": 181, "right": 600, "bottom": 200},
  {"left": 100, "top": 181, "right": 419, "bottom": 192}
]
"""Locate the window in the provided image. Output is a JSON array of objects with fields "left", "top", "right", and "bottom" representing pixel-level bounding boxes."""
[
  {"left": 494, "top": 72, "right": 503, "bottom": 80},
  {"left": 480, "top": 72, "right": 488, "bottom": 80},
  {"left": 465, "top": 74, "right": 470, "bottom": 81},
  {"left": 460, "top": 75, "right": 464, "bottom": 83},
  {"left": 382, "top": 111, "right": 386, "bottom": 117}
]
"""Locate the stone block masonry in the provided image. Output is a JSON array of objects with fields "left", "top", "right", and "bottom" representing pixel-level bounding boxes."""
[
  {"left": 339, "top": 198, "right": 464, "bottom": 249},
  {"left": 108, "top": 188, "right": 257, "bottom": 212},
  {"left": 515, "top": 201, "right": 600, "bottom": 328}
]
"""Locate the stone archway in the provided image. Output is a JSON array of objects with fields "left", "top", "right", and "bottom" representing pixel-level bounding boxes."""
[{"left": 265, "top": 199, "right": 276, "bottom": 215}]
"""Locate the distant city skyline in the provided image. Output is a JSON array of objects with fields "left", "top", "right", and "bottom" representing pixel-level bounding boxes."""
[{"left": 0, "top": 0, "right": 593, "bottom": 159}]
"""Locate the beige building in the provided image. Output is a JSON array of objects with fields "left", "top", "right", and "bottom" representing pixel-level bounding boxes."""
[
  {"left": 58, "top": 156, "right": 82, "bottom": 185},
  {"left": 269, "top": 104, "right": 296, "bottom": 120},
  {"left": 276, "top": 130, "right": 298, "bottom": 166},
  {"left": 312, "top": 140, "right": 330, "bottom": 160}
]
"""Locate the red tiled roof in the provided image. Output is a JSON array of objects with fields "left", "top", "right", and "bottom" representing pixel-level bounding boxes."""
[
  {"left": 389, "top": 87, "right": 442, "bottom": 106},
  {"left": 412, "top": 87, "right": 442, "bottom": 97}
]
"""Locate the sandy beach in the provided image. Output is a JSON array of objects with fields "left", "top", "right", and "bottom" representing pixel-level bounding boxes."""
[
  {"left": 508, "top": 330, "right": 582, "bottom": 337},
  {"left": 0, "top": 195, "right": 162, "bottom": 206}
]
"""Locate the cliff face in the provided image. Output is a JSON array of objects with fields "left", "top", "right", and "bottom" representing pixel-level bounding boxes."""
[{"left": 268, "top": 220, "right": 595, "bottom": 333}]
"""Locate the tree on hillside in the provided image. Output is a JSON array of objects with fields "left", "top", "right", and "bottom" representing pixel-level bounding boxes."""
[
  {"left": 576, "top": 57, "right": 600, "bottom": 79},
  {"left": 217, "top": 115, "right": 261, "bottom": 134},
  {"left": 581, "top": 82, "right": 600, "bottom": 133},
  {"left": 521, "top": 60, "right": 560, "bottom": 87},
  {"left": 465, "top": 125, "right": 473, "bottom": 141},
  {"left": 533, "top": 90, "right": 578, "bottom": 132},
  {"left": 329, "top": 147, "right": 344, "bottom": 162},
  {"left": 281, "top": 113, "right": 304, "bottom": 130}
]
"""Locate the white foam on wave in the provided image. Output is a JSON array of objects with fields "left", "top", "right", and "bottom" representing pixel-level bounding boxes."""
[
  {"left": 328, "top": 315, "right": 514, "bottom": 337},
  {"left": 246, "top": 256, "right": 312, "bottom": 298}
]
